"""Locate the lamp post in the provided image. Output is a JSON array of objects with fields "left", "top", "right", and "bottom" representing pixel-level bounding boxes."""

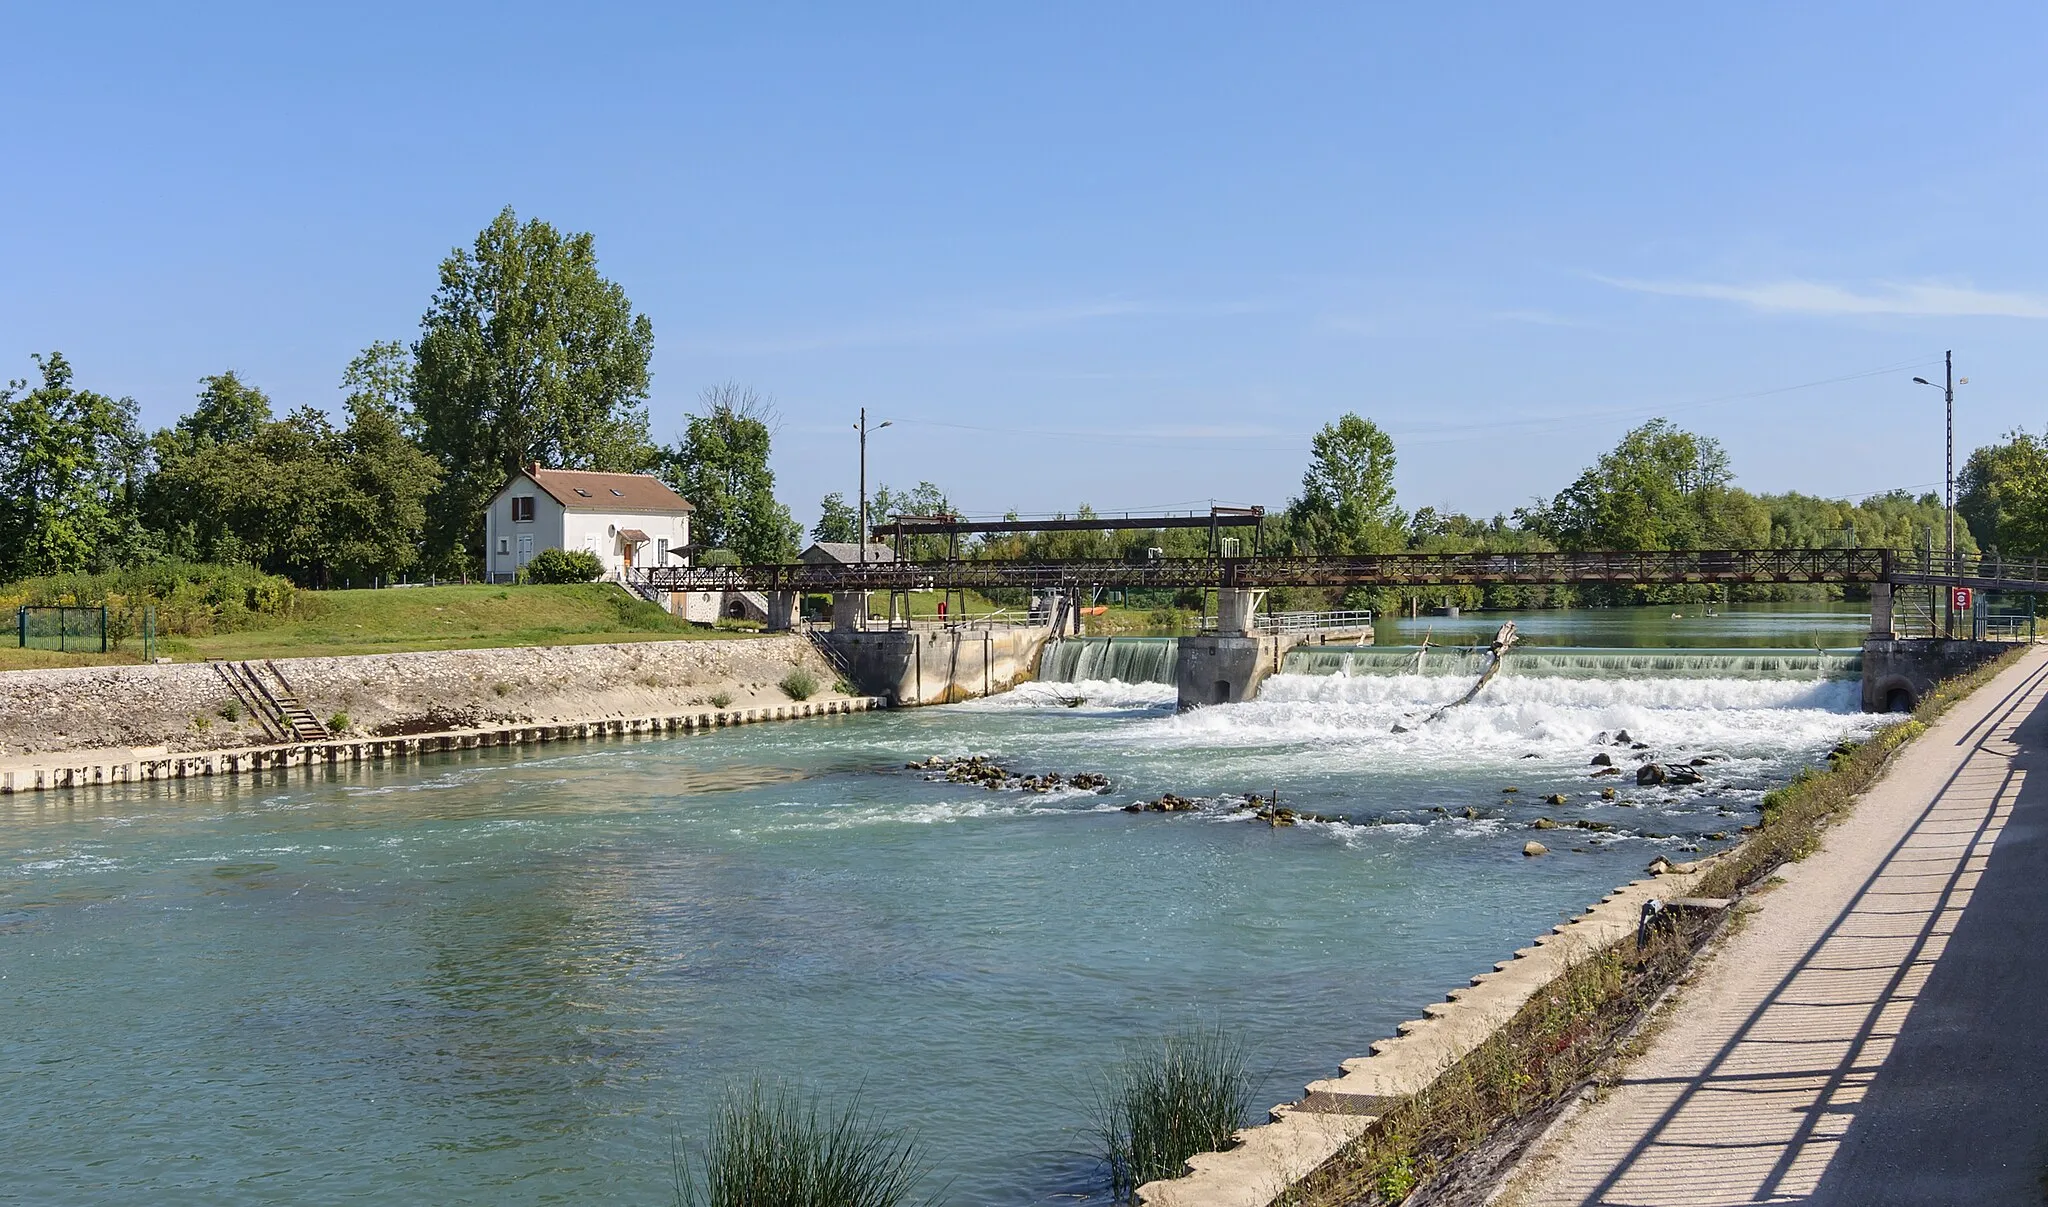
[
  {"left": 1913, "top": 353, "right": 1963, "bottom": 634},
  {"left": 855, "top": 407, "right": 892, "bottom": 563}
]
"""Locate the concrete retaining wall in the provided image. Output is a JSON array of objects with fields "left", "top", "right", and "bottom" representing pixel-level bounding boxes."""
[
  {"left": 1861, "top": 637, "right": 2011, "bottom": 712},
  {"left": 0, "top": 635, "right": 842, "bottom": 757},
  {"left": 823, "top": 626, "right": 1052, "bottom": 706},
  {"left": 1136, "top": 858, "right": 1719, "bottom": 1207},
  {"left": 0, "top": 697, "right": 884, "bottom": 796}
]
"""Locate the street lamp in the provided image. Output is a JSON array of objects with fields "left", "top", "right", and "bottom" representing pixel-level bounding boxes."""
[
  {"left": 1913, "top": 351, "right": 1968, "bottom": 633},
  {"left": 855, "top": 407, "right": 892, "bottom": 564}
]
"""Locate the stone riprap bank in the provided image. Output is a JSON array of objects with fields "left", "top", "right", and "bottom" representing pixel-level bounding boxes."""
[{"left": 0, "top": 635, "right": 844, "bottom": 758}]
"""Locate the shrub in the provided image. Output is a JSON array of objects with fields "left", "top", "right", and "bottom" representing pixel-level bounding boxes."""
[
  {"left": 0, "top": 561, "right": 296, "bottom": 637},
  {"left": 326, "top": 712, "right": 350, "bottom": 733},
  {"left": 1093, "top": 1024, "right": 1255, "bottom": 1201},
  {"left": 525, "top": 548, "right": 604, "bottom": 584},
  {"left": 780, "top": 668, "right": 820, "bottom": 701},
  {"left": 710, "top": 690, "right": 734, "bottom": 710},
  {"left": 217, "top": 700, "right": 242, "bottom": 723},
  {"left": 675, "top": 1080, "right": 936, "bottom": 1207}
]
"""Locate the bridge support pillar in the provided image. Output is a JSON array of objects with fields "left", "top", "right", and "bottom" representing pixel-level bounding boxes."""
[
  {"left": 832, "top": 592, "right": 867, "bottom": 633},
  {"left": 1213, "top": 588, "right": 1260, "bottom": 637},
  {"left": 1868, "top": 582, "right": 1895, "bottom": 639},
  {"left": 1174, "top": 632, "right": 1299, "bottom": 711},
  {"left": 764, "top": 591, "right": 800, "bottom": 632}
]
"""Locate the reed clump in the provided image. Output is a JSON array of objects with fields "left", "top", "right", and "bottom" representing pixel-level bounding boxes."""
[
  {"left": 1093, "top": 1023, "right": 1256, "bottom": 1201},
  {"left": 674, "top": 1081, "right": 937, "bottom": 1207},
  {"left": 779, "top": 667, "right": 821, "bottom": 701}
]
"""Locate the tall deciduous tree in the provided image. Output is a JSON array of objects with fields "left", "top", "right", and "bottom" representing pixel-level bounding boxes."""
[
  {"left": 813, "top": 491, "right": 859, "bottom": 543},
  {"left": 1286, "top": 413, "right": 1404, "bottom": 555},
  {"left": 342, "top": 340, "right": 415, "bottom": 426},
  {"left": 1960, "top": 431, "right": 2048, "bottom": 557},
  {"left": 1524, "top": 419, "right": 1744, "bottom": 551},
  {"left": 412, "top": 207, "right": 656, "bottom": 566},
  {"left": 0, "top": 353, "right": 145, "bottom": 580},
  {"left": 662, "top": 383, "right": 801, "bottom": 563}
]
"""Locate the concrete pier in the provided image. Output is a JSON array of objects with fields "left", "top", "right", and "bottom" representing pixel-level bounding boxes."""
[{"left": 819, "top": 625, "right": 1054, "bottom": 706}]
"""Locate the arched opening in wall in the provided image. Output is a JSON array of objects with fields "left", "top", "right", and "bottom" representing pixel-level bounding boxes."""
[
  {"left": 1885, "top": 686, "right": 1917, "bottom": 713},
  {"left": 1213, "top": 679, "right": 1231, "bottom": 704},
  {"left": 727, "top": 599, "right": 749, "bottom": 619}
]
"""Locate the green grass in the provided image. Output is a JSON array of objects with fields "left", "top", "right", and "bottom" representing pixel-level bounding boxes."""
[
  {"left": 1093, "top": 1024, "right": 1256, "bottom": 1201},
  {"left": 168, "top": 583, "right": 744, "bottom": 659},
  {"left": 674, "top": 1081, "right": 937, "bottom": 1207},
  {"left": 0, "top": 583, "right": 750, "bottom": 667}
]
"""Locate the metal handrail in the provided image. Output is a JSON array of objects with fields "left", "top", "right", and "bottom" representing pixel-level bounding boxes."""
[{"left": 1197, "top": 609, "right": 1375, "bottom": 634}]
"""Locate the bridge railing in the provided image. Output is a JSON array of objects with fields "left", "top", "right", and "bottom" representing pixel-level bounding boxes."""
[
  {"left": 1886, "top": 550, "right": 2048, "bottom": 591},
  {"left": 1198, "top": 609, "right": 1375, "bottom": 635}
]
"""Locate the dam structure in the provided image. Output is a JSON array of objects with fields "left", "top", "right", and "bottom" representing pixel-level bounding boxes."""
[{"left": 642, "top": 542, "right": 2045, "bottom": 712}]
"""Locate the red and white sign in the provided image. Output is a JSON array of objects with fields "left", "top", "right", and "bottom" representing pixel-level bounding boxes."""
[{"left": 1952, "top": 586, "right": 1974, "bottom": 611}]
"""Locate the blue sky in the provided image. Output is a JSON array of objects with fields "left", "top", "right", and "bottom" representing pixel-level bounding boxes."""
[{"left": 6, "top": 3, "right": 2045, "bottom": 528}]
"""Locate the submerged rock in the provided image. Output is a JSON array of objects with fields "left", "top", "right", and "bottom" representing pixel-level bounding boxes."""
[
  {"left": 1545, "top": 793, "right": 1568, "bottom": 806},
  {"left": 1665, "top": 765, "right": 1704, "bottom": 786},
  {"left": 1601, "top": 787, "right": 1618, "bottom": 800},
  {"left": 1531, "top": 817, "right": 1558, "bottom": 830},
  {"left": 1591, "top": 766, "right": 1621, "bottom": 778},
  {"left": 1523, "top": 841, "right": 1549, "bottom": 857}
]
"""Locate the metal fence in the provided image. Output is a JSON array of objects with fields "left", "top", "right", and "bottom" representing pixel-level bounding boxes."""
[{"left": 15, "top": 605, "right": 156, "bottom": 658}]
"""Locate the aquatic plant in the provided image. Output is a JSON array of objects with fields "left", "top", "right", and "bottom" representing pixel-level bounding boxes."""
[
  {"left": 779, "top": 667, "right": 820, "bottom": 701},
  {"left": 1092, "top": 1023, "right": 1255, "bottom": 1201},
  {"left": 673, "top": 1080, "right": 937, "bottom": 1207}
]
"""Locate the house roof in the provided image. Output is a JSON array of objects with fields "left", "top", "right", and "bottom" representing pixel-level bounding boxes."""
[
  {"left": 801, "top": 541, "right": 896, "bottom": 564},
  {"left": 520, "top": 466, "right": 694, "bottom": 513}
]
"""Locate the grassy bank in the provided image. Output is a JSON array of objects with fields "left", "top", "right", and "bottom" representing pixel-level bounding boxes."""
[
  {"left": 1, "top": 581, "right": 745, "bottom": 669},
  {"left": 1271, "top": 643, "right": 2032, "bottom": 1207}
]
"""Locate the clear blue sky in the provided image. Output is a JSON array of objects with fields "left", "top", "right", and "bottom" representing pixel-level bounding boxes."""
[{"left": 6, "top": 3, "right": 2045, "bottom": 528}]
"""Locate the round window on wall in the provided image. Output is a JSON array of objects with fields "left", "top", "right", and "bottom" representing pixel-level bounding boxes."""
[{"left": 608, "top": 525, "right": 617, "bottom": 538}]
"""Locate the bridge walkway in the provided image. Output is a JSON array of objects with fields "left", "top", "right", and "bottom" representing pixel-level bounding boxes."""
[{"left": 1497, "top": 647, "right": 2048, "bottom": 1207}]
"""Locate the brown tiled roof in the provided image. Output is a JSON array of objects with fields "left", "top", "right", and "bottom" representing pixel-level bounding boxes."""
[{"left": 522, "top": 466, "right": 694, "bottom": 513}]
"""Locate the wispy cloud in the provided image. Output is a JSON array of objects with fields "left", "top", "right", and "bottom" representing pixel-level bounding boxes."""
[
  {"left": 1598, "top": 276, "right": 2048, "bottom": 319},
  {"left": 681, "top": 298, "right": 1267, "bottom": 356}
]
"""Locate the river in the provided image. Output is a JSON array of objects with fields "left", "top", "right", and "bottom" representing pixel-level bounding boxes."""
[{"left": 2, "top": 604, "right": 1875, "bottom": 1204}]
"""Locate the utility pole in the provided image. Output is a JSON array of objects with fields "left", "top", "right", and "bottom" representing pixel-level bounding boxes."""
[
  {"left": 855, "top": 407, "right": 891, "bottom": 563},
  {"left": 1913, "top": 352, "right": 1960, "bottom": 636}
]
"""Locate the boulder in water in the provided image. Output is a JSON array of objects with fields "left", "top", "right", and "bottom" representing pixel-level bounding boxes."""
[
  {"left": 1502, "top": 786, "right": 1519, "bottom": 794},
  {"left": 1637, "top": 764, "right": 1668, "bottom": 786},
  {"left": 1591, "top": 753, "right": 1613, "bottom": 766},
  {"left": 1531, "top": 817, "right": 1558, "bottom": 830},
  {"left": 1545, "top": 793, "right": 1568, "bottom": 805},
  {"left": 1523, "top": 841, "right": 1549, "bottom": 857},
  {"left": 1601, "top": 787, "right": 1618, "bottom": 800},
  {"left": 1591, "top": 766, "right": 1620, "bottom": 778},
  {"left": 1613, "top": 729, "right": 1634, "bottom": 745},
  {"left": 1666, "top": 766, "right": 1704, "bottom": 786}
]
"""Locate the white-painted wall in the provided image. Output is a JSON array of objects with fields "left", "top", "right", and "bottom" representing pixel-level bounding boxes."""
[{"left": 482, "top": 470, "right": 691, "bottom": 582}]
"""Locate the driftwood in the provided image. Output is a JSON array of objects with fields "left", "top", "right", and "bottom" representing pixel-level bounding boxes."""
[{"left": 1395, "top": 621, "right": 1518, "bottom": 731}]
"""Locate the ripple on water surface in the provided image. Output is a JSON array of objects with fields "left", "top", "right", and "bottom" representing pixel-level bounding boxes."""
[{"left": 1, "top": 661, "right": 1874, "bottom": 1205}]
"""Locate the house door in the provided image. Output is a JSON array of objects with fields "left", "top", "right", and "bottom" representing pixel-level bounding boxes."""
[{"left": 516, "top": 534, "right": 534, "bottom": 566}]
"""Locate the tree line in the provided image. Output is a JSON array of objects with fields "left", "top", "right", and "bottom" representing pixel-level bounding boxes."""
[{"left": 0, "top": 207, "right": 800, "bottom": 587}]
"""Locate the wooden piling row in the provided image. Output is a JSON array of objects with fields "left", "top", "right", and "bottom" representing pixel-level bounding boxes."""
[{"left": 0, "top": 697, "right": 884, "bottom": 797}]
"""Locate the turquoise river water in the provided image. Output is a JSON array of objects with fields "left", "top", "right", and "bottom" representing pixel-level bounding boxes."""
[{"left": 3, "top": 605, "right": 1877, "bottom": 1204}]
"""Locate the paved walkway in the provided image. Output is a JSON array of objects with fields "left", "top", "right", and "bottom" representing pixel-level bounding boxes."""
[{"left": 1499, "top": 648, "right": 2048, "bottom": 1207}]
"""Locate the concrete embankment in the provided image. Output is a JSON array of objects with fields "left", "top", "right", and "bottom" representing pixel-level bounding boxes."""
[
  {"left": 0, "top": 635, "right": 845, "bottom": 759},
  {"left": 1135, "top": 858, "right": 1722, "bottom": 1207}
]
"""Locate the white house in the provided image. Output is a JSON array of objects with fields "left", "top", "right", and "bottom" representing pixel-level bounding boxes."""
[{"left": 483, "top": 465, "right": 694, "bottom": 584}]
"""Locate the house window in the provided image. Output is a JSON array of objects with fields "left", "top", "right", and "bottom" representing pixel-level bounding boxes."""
[
  {"left": 574, "top": 488, "right": 592, "bottom": 497},
  {"left": 511, "top": 495, "right": 535, "bottom": 522},
  {"left": 610, "top": 488, "right": 624, "bottom": 496},
  {"left": 657, "top": 538, "right": 669, "bottom": 563}
]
